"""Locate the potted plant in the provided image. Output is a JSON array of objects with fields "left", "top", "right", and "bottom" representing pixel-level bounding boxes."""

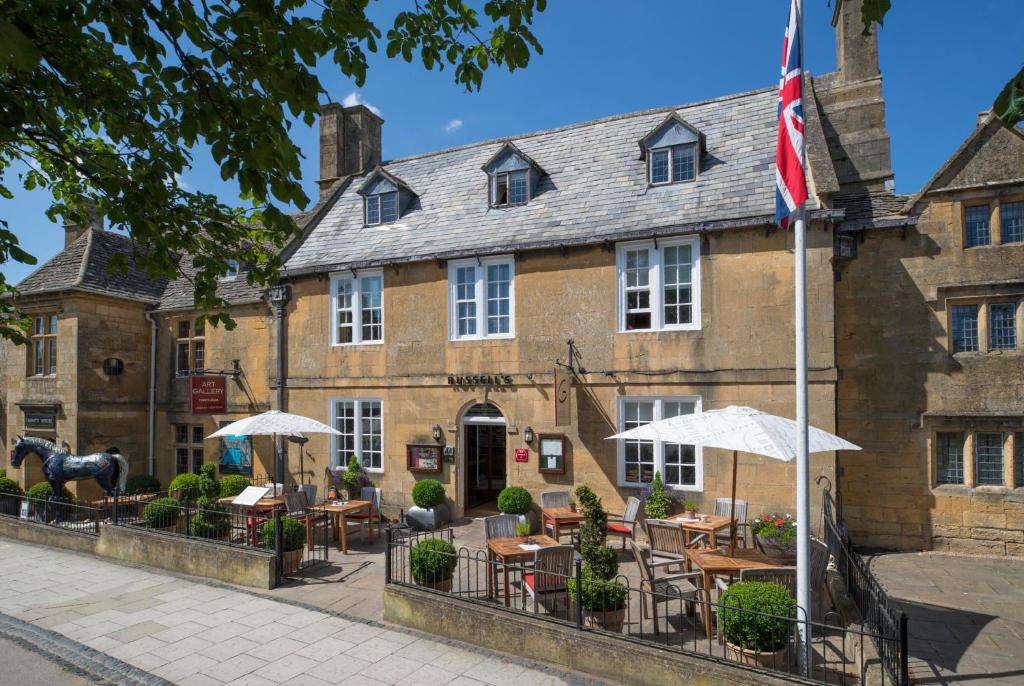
[
  {"left": 0, "top": 473, "right": 22, "bottom": 516},
  {"left": 142, "top": 496, "right": 181, "bottom": 531},
  {"left": 567, "top": 485, "right": 627, "bottom": 632},
  {"left": 168, "top": 472, "right": 203, "bottom": 503},
  {"left": 262, "top": 516, "right": 307, "bottom": 574},
  {"left": 219, "top": 474, "right": 250, "bottom": 498},
  {"left": 751, "top": 513, "right": 797, "bottom": 562},
  {"left": 515, "top": 521, "right": 531, "bottom": 538},
  {"left": 643, "top": 471, "right": 671, "bottom": 520},
  {"left": 683, "top": 499, "right": 699, "bottom": 519},
  {"left": 406, "top": 479, "right": 450, "bottom": 530},
  {"left": 124, "top": 474, "right": 161, "bottom": 496},
  {"left": 497, "top": 486, "right": 536, "bottom": 533},
  {"left": 568, "top": 571, "right": 628, "bottom": 633},
  {"left": 190, "top": 497, "right": 231, "bottom": 539},
  {"left": 341, "top": 455, "right": 371, "bottom": 499},
  {"left": 718, "top": 581, "right": 796, "bottom": 669},
  {"left": 568, "top": 498, "right": 577, "bottom": 513},
  {"left": 410, "top": 538, "right": 457, "bottom": 592}
]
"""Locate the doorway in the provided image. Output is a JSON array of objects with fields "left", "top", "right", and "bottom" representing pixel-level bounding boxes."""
[{"left": 462, "top": 403, "right": 507, "bottom": 510}]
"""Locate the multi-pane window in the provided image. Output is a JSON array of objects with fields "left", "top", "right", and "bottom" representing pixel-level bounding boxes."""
[
  {"left": 1002, "top": 202, "right": 1024, "bottom": 244},
  {"left": 975, "top": 432, "right": 1004, "bottom": 485},
  {"left": 331, "top": 399, "right": 383, "bottom": 471},
  {"left": 989, "top": 303, "right": 1017, "bottom": 350},
  {"left": 175, "top": 319, "right": 205, "bottom": 376},
  {"left": 220, "top": 259, "right": 240, "bottom": 281},
  {"left": 618, "top": 397, "right": 701, "bottom": 489},
  {"left": 364, "top": 192, "right": 399, "bottom": 225},
  {"left": 29, "top": 314, "right": 57, "bottom": 376},
  {"left": 449, "top": 257, "right": 515, "bottom": 340},
  {"left": 173, "top": 424, "right": 205, "bottom": 475},
  {"left": 618, "top": 238, "right": 701, "bottom": 332},
  {"left": 331, "top": 273, "right": 383, "bottom": 345},
  {"left": 964, "top": 205, "right": 991, "bottom": 247},
  {"left": 649, "top": 144, "right": 696, "bottom": 184},
  {"left": 490, "top": 170, "right": 529, "bottom": 207},
  {"left": 950, "top": 304, "right": 978, "bottom": 353},
  {"left": 935, "top": 432, "right": 965, "bottom": 485}
]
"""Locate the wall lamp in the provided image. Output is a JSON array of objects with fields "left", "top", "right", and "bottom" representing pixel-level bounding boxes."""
[
  {"left": 432, "top": 423, "right": 444, "bottom": 442},
  {"left": 524, "top": 426, "right": 535, "bottom": 445}
]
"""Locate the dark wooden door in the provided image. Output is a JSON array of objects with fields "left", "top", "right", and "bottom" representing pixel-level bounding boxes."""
[{"left": 465, "top": 424, "right": 507, "bottom": 509}]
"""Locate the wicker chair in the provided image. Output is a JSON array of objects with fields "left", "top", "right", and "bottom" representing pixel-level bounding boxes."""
[
  {"left": 629, "top": 540, "right": 703, "bottom": 633},
  {"left": 645, "top": 519, "right": 688, "bottom": 571},
  {"left": 607, "top": 496, "right": 641, "bottom": 550},
  {"left": 485, "top": 514, "right": 519, "bottom": 540},
  {"left": 523, "top": 545, "right": 575, "bottom": 615}
]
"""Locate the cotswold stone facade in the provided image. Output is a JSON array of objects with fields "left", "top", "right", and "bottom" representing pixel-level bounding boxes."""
[{"left": 2, "top": 0, "right": 1021, "bottom": 552}]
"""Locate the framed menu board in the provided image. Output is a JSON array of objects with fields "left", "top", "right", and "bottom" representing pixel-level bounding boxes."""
[
  {"left": 407, "top": 444, "right": 442, "bottom": 473},
  {"left": 538, "top": 434, "right": 567, "bottom": 474}
]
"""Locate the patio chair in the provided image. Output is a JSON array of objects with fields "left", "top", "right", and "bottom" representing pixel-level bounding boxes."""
[
  {"left": 629, "top": 540, "right": 703, "bottom": 633},
  {"left": 645, "top": 519, "right": 688, "bottom": 571},
  {"left": 607, "top": 496, "right": 641, "bottom": 550},
  {"left": 540, "top": 491, "right": 578, "bottom": 541},
  {"left": 811, "top": 537, "right": 837, "bottom": 611},
  {"left": 344, "top": 486, "right": 380, "bottom": 543},
  {"left": 523, "top": 545, "right": 574, "bottom": 616},
  {"left": 298, "top": 484, "right": 318, "bottom": 507},
  {"left": 688, "top": 498, "right": 749, "bottom": 550},
  {"left": 485, "top": 514, "right": 519, "bottom": 540},
  {"left": 283, "top": 492, "right": 327, "bottom": 552}
]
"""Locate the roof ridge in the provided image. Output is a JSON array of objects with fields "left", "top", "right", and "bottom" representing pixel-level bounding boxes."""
[
  {"left": 379, "top": 84, "right": 777, "bottom": 168},
  {"left": 74, "top": 228, "right": 94, "bottom": 287}
]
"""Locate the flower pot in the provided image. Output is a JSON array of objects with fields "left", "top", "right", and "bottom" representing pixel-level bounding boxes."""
[
  {"left": 582, "top": 607, "right": 626, "bottom": 633},
  {"left": 755, "top": 534, "right": 797, "bottom": 563},
  {"left": 327, "top": 487, "right": 338, "bottom": 500},
  {"left": 417, "top": 577, "right": 453, "bottom": 592},
  {"left": 725, "top": 641, "right": 791, "bottom": 670},
  {"left": 406, "top": 503, "right": 451, "bottom": 531},
  {"left": 501, "top": 511, "right": 537, "bottom": 534},
  {"left": 282, "top": 548, "right": 303, "bottom": 574}
]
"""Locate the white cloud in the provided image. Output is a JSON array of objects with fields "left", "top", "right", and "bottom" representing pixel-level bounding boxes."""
[
  {"left": 341, "top": 91, "right": 382, "bottom": 116},
  {"left": 173, "top": 172, "right": 189, "bottom": 190},
  {"left": 444, "top": 119, "right": 464, "bottom": 133}
]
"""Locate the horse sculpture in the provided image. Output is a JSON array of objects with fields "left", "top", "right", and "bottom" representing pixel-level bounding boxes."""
[{"left": 10, "top": 436, "right": 128, "bottom": 497}]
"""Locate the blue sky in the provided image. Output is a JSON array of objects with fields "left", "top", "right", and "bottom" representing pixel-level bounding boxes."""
[{"left": 3, "top": 0, "right": 1021, "bottom": 284}]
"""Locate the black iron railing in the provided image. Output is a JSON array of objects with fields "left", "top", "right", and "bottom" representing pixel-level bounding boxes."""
[{"left": 0, "top": 491, "right": 104, "bottom": 535}]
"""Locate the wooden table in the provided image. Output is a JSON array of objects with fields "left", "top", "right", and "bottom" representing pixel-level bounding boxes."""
[
  {"left": 486, "top": 535, "right": 560, "bottom": 607},
  {"left": 316, "top": 500, "right": 374, "bottom": 554},
  {"left": 541, "top": 507, "right": 583, "bottom": 541},
  {"left": 685, "top": 547, "right": 776, "bottom": 637},
  {"left": 669, "top": 513, "right": 735, "bottom": 549},
  {"left": 218, "top": 496, "right": 287, "bottom": 546}
]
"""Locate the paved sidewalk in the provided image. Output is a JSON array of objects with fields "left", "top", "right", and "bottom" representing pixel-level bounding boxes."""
[
  {"left": 0, "top": 539, "right": 606, "bottom": 686},
  {"left": 867, "top": 552, "right": 1024, "bottom": 685}
]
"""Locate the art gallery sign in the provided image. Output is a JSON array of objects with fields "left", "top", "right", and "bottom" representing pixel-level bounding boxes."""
[{"left": 189, "top": 375, "right": 226, "bottom": 414}]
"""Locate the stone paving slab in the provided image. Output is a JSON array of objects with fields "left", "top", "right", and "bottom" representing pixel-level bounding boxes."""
[{"left": 0, "top": 539, "right": 610, "bottom": 686}]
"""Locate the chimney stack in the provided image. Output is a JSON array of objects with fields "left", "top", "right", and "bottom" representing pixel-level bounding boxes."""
[
  {"left": 317, "top": 103, "right": 383, "bottom": 200},
  {"left": 832, "top": 0, "right": 880, "bottom": 83},
  {"left": 63, "top": 208, "right": 103, "bottom": 247}
]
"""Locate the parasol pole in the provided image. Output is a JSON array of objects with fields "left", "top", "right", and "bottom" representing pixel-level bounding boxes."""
[{"left": 728, "top": 450, "right": 738, "bottom": 557}]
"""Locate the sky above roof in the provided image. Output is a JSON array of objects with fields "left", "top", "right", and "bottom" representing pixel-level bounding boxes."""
[{"left": 3, "top": 0, "right": 1021, "bottom": 285}]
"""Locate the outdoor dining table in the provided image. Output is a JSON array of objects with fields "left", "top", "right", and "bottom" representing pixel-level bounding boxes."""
[
  {"left": 218, "top": 496, "right": 287, "bottom": 547},
  {"left": 540, "top": 506, "right": 583, "bottom": 541},
  {"left": 315, "top": 500, "right": 374, "bottom": 554},
  {"left": 486, "top": 535, "right": 560, "bottom": 608},
  {"left": 685, "top": 547, "right": 776, "bottom": 637},
  {"left": 668, "top": 513, "right": 735, "bottom": 549}
]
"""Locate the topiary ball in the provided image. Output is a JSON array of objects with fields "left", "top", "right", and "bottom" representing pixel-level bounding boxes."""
[
  {"left": 261, "top": 516, "right": 306, "bottom": 552},
  {"left": 142, "top": 497, "right": 180, "bottom": 528},
  {"left": 410, "top": 538, "right": 457, "bottom": 584},
  {"left": 169, "top": 473, "right": 203, "bottom": 502},
  {"left": 219, "top": 474, "right": 250, "bottom": 498},
  {"left": 26, "top": 481, "right": 72, "bottom": 500},
  {"left": 497, "top": 486, "right": 532, "bottom": 515},
  {"left": 124, "top": 474, "right": 161, "bottom": 495},
  {"left": 411, "top": 479, "right": 446, "bottom": 508},
  {"left": 718, "top": 581, "right": 797, "bottom": 653},
  {"left": 0, "top": 476, "right": 22, "bottom": 495}
]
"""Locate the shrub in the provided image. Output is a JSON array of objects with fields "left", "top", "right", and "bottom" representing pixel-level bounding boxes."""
[
  {"left": 410, "top": 538, "right": 457, "bottom": 585},
  {"left": 0, "top": 476, "right": 22, "bottom": 495},
  {"left": 568, "top": 574, "right": 628, "bottom": 612},
  {"left": 190, "top": 497, "right": 230, "bottom": 538},
  {"left": 142, "top": 497, "right": 180, "bottom": 528},
  {"left": 497, "top": 486, "right": 532, "bottom": 515},
  {"left": 169, "top": 473, "right": 203, "bottom": 502},
  {"left": 124, "top": 474, "right": 161, "bottom": 495},
  {"left": 26, "top": 482, "right": 72, "bottom": 500},
  {"left": 411, "top": 479, "right": 446, "bottom": 508},
  {"left": 644, "top": 471, "right": 671, "bottom": 520},
  {"left": 219, "top": 474, "right": 250, "bottom": 498},
  {"left": 261, "top": 515, "right": 306, "bottom": 552},
  {"left": 683, "top": 498, "right": 699, "bottom": 513},
  {"left": 197, "top": 463, "right": 220, "bottom": 499},
  {"left": 574, "top": 485, "right": 608, "bottom": 565},
  {"left": 718, "top": 581, "right": 797, "bottom": 653},
  {"left": 751, "top": 513, "right": 797, "bottom": 544},
  {"left": 341, "top": 455, "right": 370, "bottom": 498}
]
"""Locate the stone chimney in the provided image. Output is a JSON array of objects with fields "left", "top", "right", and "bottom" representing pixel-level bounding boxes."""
[
  {"left": 63, "top": 209, "right": 104, "bottom": 247},
  {"left": 317, "top": 103, "right": 383, "bottom": 200},
  {"left": 832, "top": 0, "right": 880, "bottom": 83}
]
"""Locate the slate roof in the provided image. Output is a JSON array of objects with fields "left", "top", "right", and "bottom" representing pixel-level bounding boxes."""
[
  {"left": 16, "top": 230, "right": 167, "bottom": 303},
  {"left": 284, "top": 86, "right": 829, "bottom": 275},
  {"left": 156, "top": 260, "right": 265, "bottom": 312}
]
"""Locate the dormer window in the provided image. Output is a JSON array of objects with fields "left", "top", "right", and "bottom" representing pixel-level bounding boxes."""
[
  {"left": 358, "top": 168, "right": 415, "bottom": 227},
  {"left": 639, "top": 114, "right": 703, "bottom": 186},
  {"left": 483, "top": 142, "right": 544, "bottom": 209},
  {"left": 219, "top": 259, "right": 240, "bottom": 281}
]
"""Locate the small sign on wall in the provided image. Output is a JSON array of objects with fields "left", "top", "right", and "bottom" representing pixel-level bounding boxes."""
[
  {"left": 407, "top": 444, "right": 442, "bottom": 473},
  {"left": 539, "top": 434, "right": 567, "bottom": 475},
  {"left": 189, "top": 376, "right": 226, "bottom": 414},
  {"left": 443, "top": 446, "right": 455, "bottom": 463},
  {"left": 514, "top": 448, "right": 529, "bottom": 463}
]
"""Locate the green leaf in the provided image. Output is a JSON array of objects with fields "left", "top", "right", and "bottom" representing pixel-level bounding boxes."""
[
  {"left": 860, "top": 0, "right": 891, "bottom": 34},
  {"left": 994, "top": 65, "right": 1024, "bottom": 129}
]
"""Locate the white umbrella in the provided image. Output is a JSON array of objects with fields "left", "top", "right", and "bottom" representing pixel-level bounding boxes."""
[
  {"left": 607, "top": 405, "right": 860, "bottom": 555},
  {"left": 207, "top": 410, "right": 340, "bottom": 439}
]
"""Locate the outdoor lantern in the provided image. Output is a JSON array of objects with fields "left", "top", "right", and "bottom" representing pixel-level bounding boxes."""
[
  {"left": 524, "top": 426, "right": 535, "bottom": 444},
  {"left": 432, "top": 423, "right": 443, "bottom": 442}
]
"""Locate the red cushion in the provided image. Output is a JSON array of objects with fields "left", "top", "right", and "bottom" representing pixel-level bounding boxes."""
[
  {"left": 523, "top": 572, "right": 535, "bottom": 592},
  {"left": 607, "top": 523, "right": 632, "bottom": 535},
  {"left": 347, "top": 512, "right": 371, "bottom": 519},
  {"left": 545, "top": 519, "right": 555, "bottom": 526}
]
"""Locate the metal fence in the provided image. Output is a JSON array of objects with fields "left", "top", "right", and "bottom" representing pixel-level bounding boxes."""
[
  {"left": 0, "top": 491, "right": 104, "bottom": 535},
  {"left": 822, "top": 490, "right": 908, "bottom": 685},
  {"left": 386, "top": 526, "right": 901, "bottom": 685}
]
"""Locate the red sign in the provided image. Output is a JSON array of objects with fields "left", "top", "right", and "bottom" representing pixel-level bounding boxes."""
[
  {"left": 189, "top": 375, "right": 226, "bottom": 414},
  {"left": 514, "top": 448, "right": 529, "bottom": 463}
]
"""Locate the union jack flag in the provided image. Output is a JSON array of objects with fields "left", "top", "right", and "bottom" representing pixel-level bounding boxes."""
[{"left": 775, "top": 0, "right": 808, "bottom": 228}]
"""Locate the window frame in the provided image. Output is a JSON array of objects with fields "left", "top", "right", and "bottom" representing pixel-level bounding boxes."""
[
  {"left": 489, "top": 169, "right": 530, "bottom": 208},
  {"left": 963, "top": 204, "right": 992, "bottom": 248},
  {"left": 330, "top": 271, "right": 384, "bottom": 347},
  {"left": 648, "top": 143, "right": 697, "bottom": 186},
  {"left": 974, "top": 431, "right": 1005, "bottom": 486},
  {"left": 364, "top": 191, "right": 399, "bottom": 226},
  {"left": 988, "top": 302, "right": 1017, "bottom": 351},
  {"left": 616, "top": 395, "right": 703, "bottom": 491},
  {"left": 616, "top": 237, "right": 701, "bottom": 333},
  {"left": 219, "top": 259, "right": 240, "bottom": 281},
  {"left": 28, "top": 314, "right": 58, "bottom": 377},
  {"left": 934, "top": 431, "right": 965, "bottom": 485},
  {"left": 329, "top": 397, "right": 384, "bottom": 473},
  {"left": 172, "top": 423, "right": 205, "bottom": 475},
  {"left": 447, "top": 256, "right": 516, "bottom": 341},
  {"left": 949, "top": 303, "right": 979, "bottom": 353},
  {"left": 1000, "top": 201, "right": 1024, "bottom": 244},
  {"left": 174, "top": 318, "right": 206, "bottom": 377}
]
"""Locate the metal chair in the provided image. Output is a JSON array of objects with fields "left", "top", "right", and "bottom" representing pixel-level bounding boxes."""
[
  {"left": 523, "top": 545, "right": 575, "bottom": 616},
  {"left": 645, "top": 519, "right": 688, "bottom": 571},
  {"left": 485, "top": 514, "right": 519, "bottom": 540},
  {"left": 607, "top": 496, "right": 641, "bottom": 550},
  {"left": 629, "top": 540, "right": 703, "bottom": 633}
]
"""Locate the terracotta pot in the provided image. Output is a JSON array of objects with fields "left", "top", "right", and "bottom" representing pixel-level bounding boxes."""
[
  {"left": 725, "top": 641, "right": 791, "bottom": 670},
  {"left": 583, "top": 607, "right": 626, "bottom": 633},
  {"left": 327, "top": 487, "right": 338, "bottom": 500},
  {"left": 283, "top": 548, "right": 303, "bottom": 574},
  {"left": 418, "top": 577, "right": 453, "bottom": 592}
]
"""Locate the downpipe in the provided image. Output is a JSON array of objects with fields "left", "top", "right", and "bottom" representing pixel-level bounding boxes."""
[{"left": 144, "top": 311, "right": 158, "bottom": 477}]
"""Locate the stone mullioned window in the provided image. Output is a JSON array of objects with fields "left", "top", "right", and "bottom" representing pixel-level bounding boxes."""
[
  {"left": 933, "top": 429, "right": 1024, "bottom": 489},
  {"left": 947, "top": 298, "right": 1022, "bottom": 354},
  {"left": 961, "top": 198, "right": 1024, "bottom": 248},
  {"left": 28, "top": 313, "right": 57, "bottom": 376}
]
